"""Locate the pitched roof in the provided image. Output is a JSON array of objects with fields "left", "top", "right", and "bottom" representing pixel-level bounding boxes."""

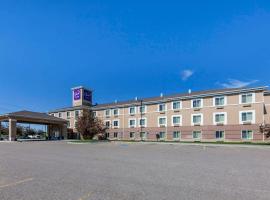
[{"left": 0, "top": 110, "right": 67, "bottom": 124}]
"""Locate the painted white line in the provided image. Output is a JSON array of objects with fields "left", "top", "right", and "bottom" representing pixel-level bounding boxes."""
[{"left": 0, "top": 178, "right": 33, "bottom": 189}]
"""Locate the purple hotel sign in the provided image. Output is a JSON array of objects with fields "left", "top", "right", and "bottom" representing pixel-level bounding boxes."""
[{"left": 73, "top": 89, "right": 81, "bottom": 100}]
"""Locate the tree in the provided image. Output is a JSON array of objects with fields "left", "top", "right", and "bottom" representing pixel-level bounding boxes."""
[
  {"left": 75, "top": 109, "right": 107, "bottom": 140},
  {"left": 260, "top": 123, "right": 270, "bottom": 138}
]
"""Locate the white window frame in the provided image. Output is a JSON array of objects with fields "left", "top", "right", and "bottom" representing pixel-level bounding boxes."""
[
  {"left": 215, "top": 130, "right": 225, "bottom": 139},
  {"left": 59, "top": 112, "right": 62, "bottom": 118},
  {"left": 139, "top": 105, "right": 147, "bottom": 114},
  {"left": 173, "top": 131, "right": 181, "bottom": 140},
  {"left": 239, "top": 110, "right": 255, "bottom": 124},
  {"left": 158, "top": 116, "right": 167, "bottom": 127},
  {"left": 241, "top": 130, "right": 253, "bottom": 140},
  {"left": 172, "top": 101, "right": 181, "bottom": 110},
  {"left": 157, "top": 103, "right": 167, "bottom": 112},
  {"left": 128, "top": 118, "right": 136, "bottom": 128},
  {"left": 113, "top": 108, "right": 119, "bottom": 116},
  {"left": 213, "top": 96, "right": 227, "bottom": 106},
  {"left": 171, "top": 115, "right": 182, "bottom": 126},
  {"left": 192, "top": 99, "right": 203, "bottom": 108},
  {"left": 139, "top": 117, "right": 147, "bottom": 127},
  {"left": 129, "top": 106, "right": 136, "bottom": 115},
  {"left": 113, "top": 132, "right": 118, "bottom": 138},
  {"left": 105, "top": 120, "right": 111, "bottom": 128},
  {"left": 192, "top": 131, "right": 201, "bottom": 139},
  {"left": 239, "top": 93, "right": 255, "bottom": 104},
  {"left": 191, "top": 114, "right": 203, "bottom": 126},
  {"left": 213, "top": 112, "right": 227, "bottom": 125},
  {"left": 104, "top": 109, "right": 111, "bottom": 117},
  {"left": 112, "top": 119, "right": 120, "bottom": 128},
  {"left": 159, "top": 131, "right": 166, "bottom": 140},
  {"left": 129, "top": 132, "right": 135, "bottom": 139}
]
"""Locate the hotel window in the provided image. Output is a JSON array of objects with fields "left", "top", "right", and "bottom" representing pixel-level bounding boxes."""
[
  {"left": 172, "top": 115, "right": 181, "bottom": 126},
  {"left": 158, "top": 117, "right": 167, "bottom": 127},
  {"left": 173, "top": 131, "right": 180, "bottom": 139},
  {"left": 105, "top": 109, "right": 110, "bottom": 117},
  {"left": 129, "top": 107, "right": 136, "bottom": 115},
  {"left": 129, "top": 119, "right": 136, "bottom": 128},
  {"left": 67, "top": 121, "right": 70, "bottom": 128},
  {"left": 113, "top": 120, "right": 119, "bottom": 128},
  {"left": 172, "top": 101, "right": 181, "bottom": 110},
  {"left": 139, "top": 105, "right": 146, "bottom": 113},
  {"left": 130, "top": 132, "right": 135, "bottom": 139},
  {"left": 159, "top": 132, "right": 166, "bottom": 139},
  {"left": 140, "top": 132, "right": 147, "bottom": 139},
  {"left": 192, "top": 99, "right": 202, "bottom": 108},
  {"left": 241, "top": 93, "right": 254, "bottom": 104},
  {"left": 105, "top": 121, "right": 110, "bottom": 128},
  {"left": 51, "top": 113, "right": 55, "bottom": 117},
  {"left": 240, "top": 111, "right": 254, "bottom": 124},
  {"left": 139, "top": 118, "right": 146, "bottom": 127},
  {"left": 214, "top": 113, "right": 226, "bottom": 124},
  {"left": 106, "top": 132, "right": 110, "bottom": 138},
  {"left": 113, "top": 109, "right": 119, "bottom": 116},
  {"left": 113, "top": 132, "right": 118, "bottom": 138},
  {"left": 75, "top": 110, "right": 80, "bottom": 119},
  {"left": 215, "top": 131, "right": 224, "bottom": 139},
  {"left": 192, "top": 131, "right": 201, "bottom": 139},
  {"left": 242, "top": 130, "right": 253, "bottom": 140},
  {"left": 92, "top": 111, "right": 97, "bottom": 117},
  {"left": 158, "top": 103, "right": 166, "bottom": 112},
  {"left": 67, "top": 111, "right": 70, "bottom": 119},
  {"left": 59, "top": 113, "right": 62, "bottom": 118},
  {"left": 192, "top": 114, "right": 202, "bottom": 125},
  {"left": 214, "top": 96, "right": 225, "bottom": 106}
]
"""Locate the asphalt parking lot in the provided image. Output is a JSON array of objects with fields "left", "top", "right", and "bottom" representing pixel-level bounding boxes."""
[{"left": 0, "top": 141, "right": 270, "bottom": 200}]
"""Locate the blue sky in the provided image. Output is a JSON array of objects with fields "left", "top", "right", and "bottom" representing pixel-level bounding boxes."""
[{"left": 0, "top": 0, "right": 270, "bottom": 114}]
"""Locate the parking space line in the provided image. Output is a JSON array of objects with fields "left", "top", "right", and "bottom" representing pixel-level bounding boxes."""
[
  {"left": 0, "top": 177, "right": 33, "bottom": 189},
  {"left": 78, "top": 192, "right": 92, "bottom": 200}
]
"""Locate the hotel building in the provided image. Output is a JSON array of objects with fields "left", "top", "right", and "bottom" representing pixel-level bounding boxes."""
[{"left": 49, "top": 86, "right": 270, "bottom": 142}]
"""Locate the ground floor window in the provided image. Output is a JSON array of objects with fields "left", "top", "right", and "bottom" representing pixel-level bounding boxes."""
[
  {"left": 159, "top": 132, "right": 166, "bottom": 139},
  {"left": 140, "top": 132, "right": 147, "bottom": 139},
  {"left": 173, "top": 131, "right": 180, "bottom": 139},
  {"left": 114, "top": 132, "right": 118, "bottom": 138},
  {"left": 193, "top": 131, "right": 201, "bottom": 139},
  {"left": 215, "top": 131, "right": 224, "bottom": 139},
  {"left": 242, "top": 130, "right": 253, "bottom": 140},
  {"left": 106, "top": 132, "right": 110, "bottom": 138},
  {"left": 129, "top": 132, "right": 135, "bottom": 139}
]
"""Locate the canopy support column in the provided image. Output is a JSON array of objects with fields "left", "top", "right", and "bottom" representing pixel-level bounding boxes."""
[{"left": 9, "top": 119, "right": 17, "bottom": 141}]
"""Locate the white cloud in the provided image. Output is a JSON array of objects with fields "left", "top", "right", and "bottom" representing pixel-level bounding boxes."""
[
  {"left": 181, "top": 69, "right": 194, "bottom": 81},
  {"left": 220, "top": 79, "right": 258, "bottom": 88}
]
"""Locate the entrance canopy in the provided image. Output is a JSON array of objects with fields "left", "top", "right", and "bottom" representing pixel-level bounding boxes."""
[{"left": 0, "top": 110, "right": 68, "bottom": 141}]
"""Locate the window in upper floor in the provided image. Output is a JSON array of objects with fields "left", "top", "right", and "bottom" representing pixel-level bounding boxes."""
[
  {"left": 105, "top": 109, "right": 110, "bottom": 117},
  {"left": 172, "top": 101, "right": 181, "bottom": 110},
  {"left": 214, "top": 96, "right": 226, "bottom": 106},
  {"left": 192, "top": 99, "right": 203, "bottom": 108},
  {"left": 214, "top": 112, "right": 227, "bottom": 125},
  {"left": 139, "top": 118, "right": 147, "bottom": 127},
  {"left": 240, "top": 93, "right": 254, "bottom": 104},
  {"left": 158, "top": 117, "right": 167, "bottom": 127},
  {"left": 129, "top": 119, "right": 136, "bottom": 128},
  {"left": 240, "top": 111, "right": 255, "bottom": 124},
  {"left": 139, "top": 105, "right": 146, "bottom": 114},
  {"left": 172, "top": 115, "right": 182, "bottom": 126},
  {"left": 129, "top": 107, "right": 136, "bottom": 115},
  {"left": 158, "top": 103, "right": 166, "bottom": 112},
  {"left": 113, "top": 109, "right": 119, "bottom": 116},
  {"left": 192, "top": 114, "right": 203, "bottom": 125}
]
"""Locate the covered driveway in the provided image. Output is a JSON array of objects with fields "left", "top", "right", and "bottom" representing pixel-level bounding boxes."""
[{"left": 0, "top": 110, "right": 68, "bottom": 141}]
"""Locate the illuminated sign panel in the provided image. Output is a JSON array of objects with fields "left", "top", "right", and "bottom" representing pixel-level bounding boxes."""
[{"left": 73, "top": 89, "right": 81, "bottom": 100}]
